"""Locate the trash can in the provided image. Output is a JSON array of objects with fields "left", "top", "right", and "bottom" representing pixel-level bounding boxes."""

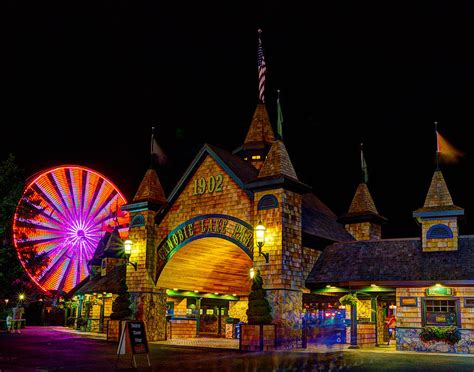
[
  {"left": 235, "top": 321, "right": 244, "bottom": 339},
  {"left": 334, "top": 327, "right": 346, "bottom": 344}
]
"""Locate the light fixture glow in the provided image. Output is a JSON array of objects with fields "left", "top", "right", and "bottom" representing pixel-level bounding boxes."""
[
  {"left": 249, "top": 267, "right": 255, "bottom": 279},
  {"left": 370, "top": 284, "right": 377, "bottom": 287},
  {"left": 194, "top": 290, "right": 199, "bottom": 293},
  {"left": 173, "top": 288, "right": 178, "bottom": 291},
  {"left": 124, "top": 240, "right": 133, "bottom": 255},
  {"left": 435, "top": 283, "right": 442, "bottom": 287}
]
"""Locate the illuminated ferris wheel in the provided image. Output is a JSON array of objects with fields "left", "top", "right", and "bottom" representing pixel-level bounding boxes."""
[{"left": 12, "top": 165, "right": 129, "bottom": 294}]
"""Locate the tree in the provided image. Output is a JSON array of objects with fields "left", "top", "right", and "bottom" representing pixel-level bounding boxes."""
[
  {"left": 246, "top": 270, "right": 273, "bottom": 325},
  {"left": 0, "top": 154, "right": 48, "bottom": 301},
  {"left": 110, "top": 277, "right": 132, "bottom": 320}
]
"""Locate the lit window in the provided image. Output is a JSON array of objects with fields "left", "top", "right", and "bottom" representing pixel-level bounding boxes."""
[
  {"left": 244, "top": 157, "right": 248, "bottom": 161},
  {"left": 206, "top": 309, "right": 214, "bottom": 315},
  {"left": 423, "top": 299, "right": 458, "bottom": 326},
  {"left": 252, "top": 155, "right": 261, "bottom": 160}
]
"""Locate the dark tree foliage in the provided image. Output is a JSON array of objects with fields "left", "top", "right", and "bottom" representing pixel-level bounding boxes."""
[
  {"left": 110, "top": 277, "right": 132, "bottom": 320},
  {"left": 246, "top": 270, "right": 273, "bottom": 325},
  {"left": 0, "top": 154, "right": 49, "bottom": 300}
]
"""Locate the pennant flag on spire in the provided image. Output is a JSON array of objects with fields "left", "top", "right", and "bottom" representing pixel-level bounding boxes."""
[
  {"left": 257, "top": 29, "right": 266, "bottom": 103},
  {"left": 151, "top": 127, "right": 168, "bottom": 165},
  {"left": 277, "top": 90, "right": 283, "bottom": 140},
  {"left": 361, "top": 143, "right": 368, "bottom": 184},
  {"left": 436, "top": 128, "right": 463, "bottom": 165}
]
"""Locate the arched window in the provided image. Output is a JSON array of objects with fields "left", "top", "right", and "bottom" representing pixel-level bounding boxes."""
[
  {"left": 131, "top": 214, "right": 145, "bottom": 227},
  {"left": 427, "top": 224, "right": 453, "bottom": 239},
  {"left": 257, "top": 194, "right": 279, "bottom": 211}
]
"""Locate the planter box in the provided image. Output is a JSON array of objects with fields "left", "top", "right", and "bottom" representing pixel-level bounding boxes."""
[
  {"left": 107, "top": 319, "right": 121, "bottom": 342},
  {"left": 240, "top": 324, "right": 276, "bottom": 352}
]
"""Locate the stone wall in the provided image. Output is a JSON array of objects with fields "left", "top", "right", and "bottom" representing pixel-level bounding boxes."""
[
  {"left": 397, "top": 328, "right": 474, "bottom": 354},
  {"left": 131, "top": 292, "right": 167, "bottom": 341},
  {"left": 421, "top": 217, "right": 458, "bottom": 251},
  {"left": 228, "top": 298, "right": 248, "bottom": 323},
  {"left": 267, "top": 290, "right": 303, "bottom": 349}
]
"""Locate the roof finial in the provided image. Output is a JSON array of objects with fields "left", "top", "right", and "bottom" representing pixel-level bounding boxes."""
[
  {"left": 277, "top": 89, "right": 283, "bottom": 140},
  {"left": 150, "top": 125, "right": 155, "bottom": 168}
]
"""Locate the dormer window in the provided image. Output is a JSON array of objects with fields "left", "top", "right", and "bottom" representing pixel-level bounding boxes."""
[
  {"left": 252, "top": 155, "right": 261, "bottom": 160},
  {"left": 427, "top": 224, "right": 453, "bottom": 239}
]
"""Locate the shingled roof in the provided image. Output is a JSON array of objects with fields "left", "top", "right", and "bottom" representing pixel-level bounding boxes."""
[
  {"left": 307, "top": 236, "right": 474, "bottom": 286},
  {"left": 207, "top": 144, "right": 259, "bottom": 184},
  {"left": 133, "top": 168, "right": 166, "bottom": 204},
  {"left": 243, "top": 104, "right": 275, "bottom": 148},
  {"left": 302, "top": 193, "right": 354, "bottom": 243},
  {"left": 258, "top": 140, "right": 298, "bottom": 180},
  {"left": 73, "top": 264, "right": 125, "bottom": 295}
]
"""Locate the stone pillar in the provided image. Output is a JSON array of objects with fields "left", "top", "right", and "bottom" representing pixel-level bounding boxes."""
[
  {"left": 254, "top": 189, "right": 304, "bottom": 349},
  {"left": 131, "top": 291, "right": 167, "bottom": 341}
]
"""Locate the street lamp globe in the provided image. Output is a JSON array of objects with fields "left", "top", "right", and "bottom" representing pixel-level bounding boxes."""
[{"left": 124, "top": 239, "right": 133, "bottom": 255}]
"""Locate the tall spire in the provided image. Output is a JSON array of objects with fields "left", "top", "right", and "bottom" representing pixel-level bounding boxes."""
[
  {"left": 423, "top": 170, "right": 454, "bottom": 208},
  {"left": 133, "top": 168, "right": 166, "bottom": 204},
  {"left": 244, "top": 104, "right": 275, "bottom": 146},
  {"left": 258, "top": 140, "right": 298, "bottom": 180}
]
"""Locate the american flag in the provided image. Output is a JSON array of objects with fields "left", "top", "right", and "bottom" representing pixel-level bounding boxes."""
[{"left": 257, "top": 29, "right": 266, "bottom": 103}]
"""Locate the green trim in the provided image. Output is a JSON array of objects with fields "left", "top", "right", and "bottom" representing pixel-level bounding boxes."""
[
  {"left": 357, "top": 286, "right": 395, "bottom": 293},
  {"left": 166, "top": 289, "right": 239, "bottom": 301},
  {"left": 312, "top": 287, "right": 349, "bottom": 293},
  {"left": 396, "top": 326, "right": 474, "bottom": 331}
]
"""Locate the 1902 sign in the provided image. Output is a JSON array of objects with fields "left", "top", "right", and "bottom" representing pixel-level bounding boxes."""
[{"left": 155, "top": 214, "right": 253, "bottom": 282}]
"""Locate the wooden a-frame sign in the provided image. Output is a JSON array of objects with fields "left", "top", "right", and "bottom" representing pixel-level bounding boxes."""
[{"left": 116, "top": 320, "right": 150, "bottom": 368}]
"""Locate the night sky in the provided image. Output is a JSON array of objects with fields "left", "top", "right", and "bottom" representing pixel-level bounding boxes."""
[{"left": 4, "top": 2, "right": 474, "bottom": 238}]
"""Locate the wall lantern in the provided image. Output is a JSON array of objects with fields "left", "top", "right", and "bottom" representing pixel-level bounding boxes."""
[
  {"left": 249, "top": 267, "right": 255, "bottom": 279},
  {"left": 123, "top": 239, "right": 137, "bottom": 271},
  {"left": 255, "top": 221, "right": 269, "bottom": 263},
  {"left": 4, "top": 299, "right": 9, "bottom": 306}
]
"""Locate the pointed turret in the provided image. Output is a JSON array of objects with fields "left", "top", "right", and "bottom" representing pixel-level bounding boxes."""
[
  {"left": 339, "top": 183, "right": 386, "bottom": 241},
  {"left": 258, "top": 140, "right": 298, "bottom": 180},
  {"left": 413, "top": 170, "right": 464, "bottom": 252},
  {"left": 234, "top": 104, "right": 276, "bottom": 170},
  {"left": 133, "top": 168, "right": 166, "bottom": 205}
]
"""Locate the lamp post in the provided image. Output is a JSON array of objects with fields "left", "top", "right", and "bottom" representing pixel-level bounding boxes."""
[
  {"left": 255, "top": 221, "right": 269, "bottom": 263},
  {"left": 124, "top": 239, "right": 137, "bottom": 271}
]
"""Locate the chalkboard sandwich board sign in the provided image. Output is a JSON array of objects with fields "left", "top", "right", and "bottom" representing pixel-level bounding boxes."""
[{"left": 128, "top": 321, "right": 149, "bottom": 354}]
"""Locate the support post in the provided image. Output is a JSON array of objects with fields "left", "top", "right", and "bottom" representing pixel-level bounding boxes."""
[
  {"left": 349, "top": 301, "right": 359, "bottom": 349},
  {"left": 195, "top": 298, "right": 201, "bottom": 337}
]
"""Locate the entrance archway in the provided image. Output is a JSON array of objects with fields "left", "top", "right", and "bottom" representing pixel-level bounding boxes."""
[
  {"left": 157, "top": 237, "right": 253, "bottom": 294},
  {"left": 157, "top": 237, "right": 253, "bottom": 344}
]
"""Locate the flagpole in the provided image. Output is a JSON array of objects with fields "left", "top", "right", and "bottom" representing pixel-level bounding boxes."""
[
  {"left": 434, "top": 121, "right": 439, "bottom": 170},
  {"left": 150, "top": 126, "right": 155, "bottom": 168}
]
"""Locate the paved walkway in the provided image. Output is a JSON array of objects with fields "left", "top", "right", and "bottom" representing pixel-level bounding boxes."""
[
  {"left": 2, "top": 327, "right": 474, "bottom": 371},
  {"left": 153, "top": 337, "right": 239, "bottom": 349}
]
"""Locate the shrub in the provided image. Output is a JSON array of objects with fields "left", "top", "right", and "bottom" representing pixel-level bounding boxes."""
[
  {"left": 110, "top": 278, "right": 132, "bottom": 320},
  {"left": 246, "top": 270, "right": 273, "bottom": 325},
  {"left": 420, "top": 326, "right": 461, "bottom": 345},
  {"left": 66, "top": 316, "right": 76, "bottom": 327},
  {"left": 76, "top": 317, "right": 87, "bottom": 328}
]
